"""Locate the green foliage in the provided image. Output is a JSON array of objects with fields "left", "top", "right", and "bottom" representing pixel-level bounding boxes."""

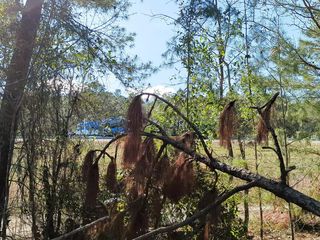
[
  {"left": 74, "top": 0, "right": 119, "bottom": 10},
  {"left": 78, "top": 80, "right": 128, "bottom": 122}
]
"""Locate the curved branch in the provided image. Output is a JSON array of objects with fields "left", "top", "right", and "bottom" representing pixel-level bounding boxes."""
[
  {"left": 262, "top": 146, "right": 278, "bottom": 155},
  {"left": 302, "top": 0, "right": 320, "bottom": 30},
  {"left": 95, "top": 133, "right": 127, "bottom": 162},
  {"left": 139, "top": 93, "right": 213, "bottom": 160}
]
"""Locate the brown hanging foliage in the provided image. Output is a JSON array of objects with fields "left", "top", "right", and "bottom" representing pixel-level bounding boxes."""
[
  {"left": 197, "top": 189, "right": 221, "bottom": 240},
  {"left": 202, "top": 222, "right": 209, "bottom": 240},
  {"left": 150, "top": 190, "right": 163, "bottom": 227},
  {"left": 122, "top": 133, "right": 141, "bottom": 168},
  {"left": 83, "top": 160, "right": 100, "bottom": 223},
  {"left": 84, "top": 161, "right": 99, "bottom": 208},
  {"left": 82, "top": 150, "right": 96, "bottom": 182},
  {"left": 123, "top": 95, "right": 145, "bottom": 168},
  {"left": 136, "top": 136, "right": 156, "bottom": 170},
  {"left": 172, "top": 131, "right": 196, "bottom": 152},
  {"left": 154, "top": 153, "right": 171, "bottom": 187},
  {"left": 257, "top": 106, "right": 272, "bottom": 144},
  {"left": 126, "top": 178, "right": 139, "bottom": 202},
  {"left": 126, "top": 209, "right": 149, "bottom": 239},
  {"left": 128, "top": 137, "right": 156, "bottom": 196},
  {"left": 163, "top": 153, "right": 195, "bottom": 202},
  {"left": 180, "top": 155, "right": 195, "bottom": 194},
  {"left": 127, "top": 95, "right": 145, "bottom": 134},
  {"left": 180, "top": 131, "right": 196, "bottom": 150},
  {"left": 219, "top": 100, "right": 237, "bottom": 147},
  {"left": 106, "top": 158, "right": 117, "bottom": 193}
]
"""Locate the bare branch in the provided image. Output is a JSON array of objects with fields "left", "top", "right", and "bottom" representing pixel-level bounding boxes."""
[
  {"left": 251, "top": 92, "right": 279, "bottom": 111},
  {"left": 302, "top": 0, "right": 320, "bottom": 30},
  {"left": 252, "top": 93, "right": 287, "bottom": 183},
  {"left": 96, "top": 133, "right": 127, "bottom": 162},
  {"left": 147, "top": 96, "right": 157, "bottom": 119},
  {"left": 146, "top": 119, "right": 169, "bottom": 137}
]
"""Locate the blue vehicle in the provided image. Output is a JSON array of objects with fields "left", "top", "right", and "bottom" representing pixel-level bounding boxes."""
[
  {"left": 102, "top": 117, "right": 126, "bottom": 136},
  {"left": 75, "top": 117, "right": 126, "bottom": 137},
  {"left": 75, "top": 121, "right": 102, "bottom": 136}
]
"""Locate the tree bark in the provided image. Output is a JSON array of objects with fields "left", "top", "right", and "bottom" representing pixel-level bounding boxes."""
[
  {"left": 0, "top": 0, "right": 44, "bottom": 234},
  {"left": 200, "top": 157, "right": 320, "bottom": 216}
]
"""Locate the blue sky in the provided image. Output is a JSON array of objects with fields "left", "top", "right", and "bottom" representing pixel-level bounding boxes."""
[{"left": 104, "top": 0, "right": 183, "bottom": 94}]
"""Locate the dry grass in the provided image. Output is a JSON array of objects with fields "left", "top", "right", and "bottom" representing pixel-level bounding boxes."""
[{"left": 212, "top": 140, "right": 320, "bottom": 239}]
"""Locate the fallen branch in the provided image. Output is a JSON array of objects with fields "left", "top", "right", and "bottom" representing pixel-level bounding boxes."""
[
  {"left": 51, "top": 216, "right": 109, "bottom": 240},
  {"left": 133, "top": 181, "right": 257, "bottom": 240},
  {"left": 143, "top": 132, "right": 320, "bottom": 216}
]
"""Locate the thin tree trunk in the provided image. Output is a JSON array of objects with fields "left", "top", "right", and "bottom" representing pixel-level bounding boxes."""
[
  {"left": 215, "top": 0, "right": 224, "bottom": 100},
  {"left": 255, "top": 141, "right": 264, "bottom": 240},
  {"left": 238, "top": 138, "right": 249, "bottom": 233},
  {"left": 227, "top": 140, "right": 234, "bottom": 182},
  {"left": 280, "top": 64, "right": 295, "bottom": 240},
  {"left": 0, "top": 0, "right": 44, "bottom": 236}
]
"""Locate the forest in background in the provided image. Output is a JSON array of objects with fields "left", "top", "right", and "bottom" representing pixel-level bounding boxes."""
[{"left": 0, "top": 0, "right": 319, "bottom": 239}]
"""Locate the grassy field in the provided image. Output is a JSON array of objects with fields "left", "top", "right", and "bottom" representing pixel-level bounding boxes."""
[{"left": 209, "top": 140, "right": 320, "bottom": 239}]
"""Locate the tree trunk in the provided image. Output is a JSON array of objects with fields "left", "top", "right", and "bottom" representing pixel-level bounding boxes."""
[
  {"left": 238, "top": 138, "right": 249, "bottom": 233},
  {"left": 0, "top": 0, "right": 44, "bottom": 235}
]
